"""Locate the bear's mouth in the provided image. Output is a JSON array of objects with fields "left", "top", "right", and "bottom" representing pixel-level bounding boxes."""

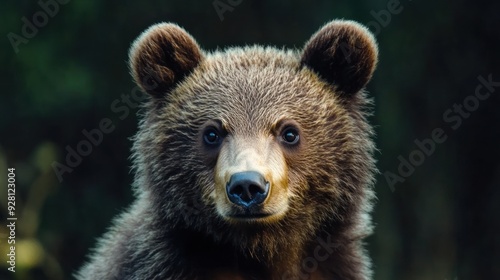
[
  {"left": 225, "top": 206, "right": 279, "bottom": 222},
  {"left": 229, "top": 212, "right": 272, "bottom": 219}
]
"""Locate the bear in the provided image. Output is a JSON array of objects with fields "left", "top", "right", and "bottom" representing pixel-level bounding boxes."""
[{"left": 77, "top": 19, "right": 378, "bottom": 280}]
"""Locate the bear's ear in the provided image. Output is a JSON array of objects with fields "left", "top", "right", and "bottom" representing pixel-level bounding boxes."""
[
  {"left": 301, "top": 20, "right": 378, "bottom": 97},
  {"left": 129, "top": 23, "right": 203, "bottom": 98}
]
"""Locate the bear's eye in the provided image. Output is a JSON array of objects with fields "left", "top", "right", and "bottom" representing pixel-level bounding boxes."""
[
  {"left": 281, "top": 127, "right": 300, "bottom": 145},
  {"left": 203, "top": 128, "right": 222, "bottom": 146}
]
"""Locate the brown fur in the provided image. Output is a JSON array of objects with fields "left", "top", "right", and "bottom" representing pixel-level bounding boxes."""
[
  {"left": 301, "top": 21, "right": 378, "bottom": 96},
  {"left": 77, "top": 20, "right": 378, "bottom": 280},
  {"left": 129, "top": 23, "right": 204, "bottom": 97}
]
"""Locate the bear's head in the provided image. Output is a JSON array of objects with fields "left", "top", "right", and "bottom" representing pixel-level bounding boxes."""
[{"left": 129, "top": 20, "right": 377, "bottom": 262}]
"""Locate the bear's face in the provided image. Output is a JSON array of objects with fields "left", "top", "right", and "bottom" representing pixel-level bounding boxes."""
[
  {"left": 129, "top": 21, "right": 377, "bottom": 247},
  {"left": 182, "top": 51, "right": 344, "bottom": 224}
]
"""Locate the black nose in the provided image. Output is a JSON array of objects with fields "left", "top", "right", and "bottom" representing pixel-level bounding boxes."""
[{"left": 226, "top": 171, "right": 270, "bottom": 206}]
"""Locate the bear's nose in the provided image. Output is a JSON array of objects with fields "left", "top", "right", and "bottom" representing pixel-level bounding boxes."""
[{"left": 226, "top": 171, "right": 269, "bottom": 206}]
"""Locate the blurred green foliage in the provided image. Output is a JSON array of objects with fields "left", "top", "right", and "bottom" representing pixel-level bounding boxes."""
[{"left": 1, "top": 0, "right": 499, "bottom": 279}]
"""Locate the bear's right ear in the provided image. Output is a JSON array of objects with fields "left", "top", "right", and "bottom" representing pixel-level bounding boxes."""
[
  {"left": 129, "top": 23, "right": 203, "bottom": 98},
  {"left": 301, "top": 20, "right": 378, "bottom": 97}
]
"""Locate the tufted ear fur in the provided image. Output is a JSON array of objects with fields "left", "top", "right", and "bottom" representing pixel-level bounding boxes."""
[
  {"left": 129, "top": 23, "right": 203, "bottom": 98},
  {"left": 301, "top": 20, "right": 378, "bottom": 97}
]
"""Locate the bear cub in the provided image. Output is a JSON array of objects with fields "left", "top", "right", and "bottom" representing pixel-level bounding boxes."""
[{"left": 77, "top": 20, "right": 378, "bottom": 280}]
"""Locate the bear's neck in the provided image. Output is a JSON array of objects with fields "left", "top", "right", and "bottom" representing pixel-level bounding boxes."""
[{"left": 167, "top": 226, "right": 308, "bottom": 279}]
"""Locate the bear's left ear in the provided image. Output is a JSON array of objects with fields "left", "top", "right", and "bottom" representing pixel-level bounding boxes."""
[
  {"left": 129, "top": 23, "right": 204, "bottom": 98},
  {"left": 301, "top": 20, "right": 378, "bottom": 97}
]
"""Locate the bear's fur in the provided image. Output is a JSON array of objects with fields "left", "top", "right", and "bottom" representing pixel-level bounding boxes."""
[{"left": 77, "top": 20, "right": 378, "bottom": 280}]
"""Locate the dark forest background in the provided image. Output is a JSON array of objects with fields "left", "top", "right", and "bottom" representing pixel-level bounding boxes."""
[{"left": 1, "top": 0, "right": 499, "bottom": 279}]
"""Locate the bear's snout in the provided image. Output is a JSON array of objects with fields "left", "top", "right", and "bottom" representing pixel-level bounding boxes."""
[{"left": 226, "top": 171, "right": 269, "bottom": 207}]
